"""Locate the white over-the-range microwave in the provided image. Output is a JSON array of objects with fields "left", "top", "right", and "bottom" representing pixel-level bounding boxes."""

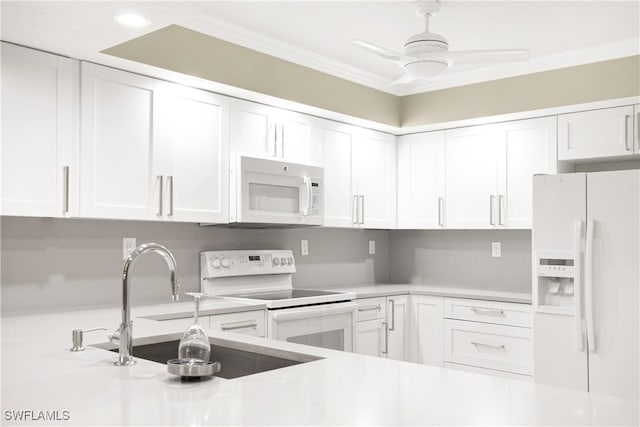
[{"left": 228, "top": 156, "right": 324, "bottom": 227}]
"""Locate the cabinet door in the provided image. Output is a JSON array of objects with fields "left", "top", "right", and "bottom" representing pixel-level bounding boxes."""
[
  {"left": 277, "top": 109, "right": 319, "bottom": 165},
  {"left": 445, "top": 125, "right": 501, "bottom": 228},
  {"left": 498, "top": 117, "right": 557, "bottom": 228},
  {"left": 354, "top": 129, "right": 397, "bottom": 229},
  {"left": 158, "top": 84, "right": 230, "bottom": 223},
  {"left": 387, "top": 296, "right": 409, "bottom": 361},
  {"left": 558, "top": 106, "right": 635, "bottom": 161},
  {"left": 397, "top": 132, "right": 445, "bottom": 229},
  {"left": 1, "top": 43, "right": 78, "bottom": 217},
  {"left": 232, "top": 100, "right": 277, "bottom": 159},
  {"left": 80, "top": 63, "right": 161, "bottom": 220},
  {"left": 320, "top": 121, "right": 356, "bottom": 227},
  {"left": 410, "top": 295, "right": 444, "bottom": 366},
  {"left": 355, "top": 318, "right": 385, "bottom": 358}
]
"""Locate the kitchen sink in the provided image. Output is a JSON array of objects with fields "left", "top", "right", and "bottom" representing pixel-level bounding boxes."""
[{"left": 101, "top": 335, "right": 321, "bottom": 379}]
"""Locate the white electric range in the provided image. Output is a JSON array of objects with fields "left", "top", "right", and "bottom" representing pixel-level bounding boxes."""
[{"left": 200, "top": 250, "right": 357, "bottom": 352}]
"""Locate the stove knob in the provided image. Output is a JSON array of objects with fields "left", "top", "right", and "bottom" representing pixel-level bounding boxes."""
[
  {"left": 221, "top": 258, "right": 230, "bottom": 268},
  {"left": 273, "top": 258, "right": 280, "bottom": 266},
  {"left": 211, "top": 258, "right": 221, "bottom": 269},
  {"left": 287, "top": 257, "right": 293, "bottom": 265},
  {"left": 280, "top": 257, "right": 287, "bottom": 265}
]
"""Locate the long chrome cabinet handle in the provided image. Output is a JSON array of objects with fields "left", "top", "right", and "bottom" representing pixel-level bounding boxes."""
[
  {"left": 470, "top": 307, "right": 505, "bottom": 316},
  {"left": 585, "top": 220, "right": 595, "bottom": 351},
  {"left": 489, "top": 195, "right": 495, "bottom": 226},
  {"left": 382, "top": 321, "right": 389, "bottom": 355},
  {"left": 62, "top": 166, "right": 70, "bottom": 214},
  {"left": 388, "top": 299, "right": 396, "bottom": 331},
  {"left": 358, "top": 305, "right": 382, "bottom": 312},
  {"left": 167, "top": 176, "right": 174, "bottom": 216},
  {"left": 437, "top": 197, "right": 444, "bottom": 227},
  {"left": 637, "top": 112, "right": 640, "bottom": 151},
  {"left": 624, "top": 115, "right": 631, "bottom": 151},
  {"left": 220, "top": 321, "right": 258, "bottom": 331},
  {"left": 498, "top": 195, "right": 504, "bottom": 226},
  {"left": 471, "top": 341, "right": 505, "bottom": 350},
  {"left": 359, "top": 195, "right": 365, "bottom": 225},
  {"left": 157, "top": 175, "right": 163, "bottom": 216},
  {"left": 272, "top": 124, "right": 278, "bottom": 157},
  {"left": 352, "top": 195, "right": 359, "bottom": 224},
  {"left": 280, "top": 124, "right": 285, "bottom": 158}
]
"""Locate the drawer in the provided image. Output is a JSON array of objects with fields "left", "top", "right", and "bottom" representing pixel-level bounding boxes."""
[
  {"left": 444, "top": 298, "right": 532, "bottom": 328},
  {"left": 443, "top": 362, "right": 532, "bottom": 382},
  {"left": 443, "top": 319, "right": 532, "bottom": 375},
  {"left": 210, "top": 310, "right": 266, "bottom": 337},
  {"left": 355, "top": 297, "right": 387, "bottom": 321}
]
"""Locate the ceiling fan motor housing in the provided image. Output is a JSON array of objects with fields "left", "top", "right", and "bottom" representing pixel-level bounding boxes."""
[{"left": 403, "top": 32, "right": 449, "bottom": 57}]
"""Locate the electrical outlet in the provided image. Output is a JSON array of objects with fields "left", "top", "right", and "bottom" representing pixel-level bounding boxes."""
[
  {"left": 300, "top": 239, "right": 309, "bottom": 256},
  {"left": 492, "top": 241, "right": 501, "bottom": 258},
  {"left": 369, "top": 240, "right": 376, "bottom": 255},
  {"left": 123, "top": 238, "right": 136, "bottom": 260}
]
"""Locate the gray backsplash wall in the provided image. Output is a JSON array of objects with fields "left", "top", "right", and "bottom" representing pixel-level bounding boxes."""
[
  {"left": 389, "top": 230, "right": 532, "bottom": 292},
  {"left": 1, "top": 217, "right": 389, "bottom": 315}
]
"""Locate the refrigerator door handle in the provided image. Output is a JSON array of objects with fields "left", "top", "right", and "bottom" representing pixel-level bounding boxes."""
[
  {"left": 585, "top": 220, "right": 596, "bottom": 352},
  {"left": 574, "top": 220, "right": 585, "bottom": 351}
]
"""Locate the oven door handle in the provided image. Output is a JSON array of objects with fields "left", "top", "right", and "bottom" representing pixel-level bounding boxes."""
[{"left": 270, "top": 302, "right": 358, "bottom": 322}]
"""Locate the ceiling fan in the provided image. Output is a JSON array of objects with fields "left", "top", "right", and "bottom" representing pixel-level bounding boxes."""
[{"left": 353, "top": 0, "right": 529, "bottom": 85}]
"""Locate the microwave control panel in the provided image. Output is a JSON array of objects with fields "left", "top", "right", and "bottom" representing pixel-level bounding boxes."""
[{"left": 310, "top": 182, "right": 321, "bottom": 216}]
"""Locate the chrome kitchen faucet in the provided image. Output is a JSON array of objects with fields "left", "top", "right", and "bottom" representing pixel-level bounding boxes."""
[{"left": 111, "top": 243, "right": 179, "bottom": 366}]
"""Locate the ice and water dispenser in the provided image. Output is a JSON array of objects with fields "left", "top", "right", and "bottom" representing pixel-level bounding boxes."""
[{"left": 535, "top": 252, "right": 576, "bottom": 312}]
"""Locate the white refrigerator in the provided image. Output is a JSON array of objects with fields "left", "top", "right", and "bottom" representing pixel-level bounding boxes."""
[{"left": 532, "top": 170, "right": 639, "bottom": 400}]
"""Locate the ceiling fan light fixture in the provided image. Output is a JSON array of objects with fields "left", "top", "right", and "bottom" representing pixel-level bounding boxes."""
[{"left": 404, "top": 60, "right": 448, "bottom": 78}]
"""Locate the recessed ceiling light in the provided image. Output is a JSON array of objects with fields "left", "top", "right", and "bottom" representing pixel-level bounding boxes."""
[{"left": 114, "top": 13, "right": 150, "bottom": 28}]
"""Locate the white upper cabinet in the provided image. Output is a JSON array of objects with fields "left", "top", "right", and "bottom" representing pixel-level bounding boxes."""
[
  {"left": 445, "top": 124, "right": 502, "bottom": 229},
  {"left": 156, "top": 83, "right": 230, "bottom": 223},
  {"left": 558, "top": 105, "right": 637, "bottom": 161},
  {"left": 353, "top": 129, "right": 397, "bottom": 229},
  {"left": 80, "top": 63, "right": 161, "bottom": 220},
  {"left": 320, "top": 121, "right": 356, "bottom": 227},
  {"left": 397, "top": 131, "right": 445, "bottom": 229},
  {"left": 80, "top": 63, "right": 230, "bottom": 223},
  {"left": 231, "top": 99, "right": 320, "bottom": 166},
  {"left": 321, "top": 121, "right": 396, "bottom": 229},
  {"left": 1, "top": 43, "right": 78, "bottom": 217},
  {"left": 498, "top": 117, "right": 557, "bottom": 228},
  {"left": 443, "top": 117, "right": 557, "bottom": 229}
]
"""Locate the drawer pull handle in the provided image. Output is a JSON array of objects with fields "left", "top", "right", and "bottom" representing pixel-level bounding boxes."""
[
  {"left": 470, "top": 307, "right": 505, "bottom": 316},
  {"left": 471, "top": 341, "right": 506, "bottom": 350},
  {"left": 220, "top": 321, "right": 258, "bottom": 331},
  {"left": 358, "top": 305, "right": 381, "bottom": 312}
]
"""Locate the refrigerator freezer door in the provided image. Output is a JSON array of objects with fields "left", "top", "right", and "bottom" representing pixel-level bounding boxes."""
[
  {"left": 532, "top": 173, "right": 588, "bottom": 391},
  {"left": 586, "top": 170, "right": 639, "bottom": 399}
]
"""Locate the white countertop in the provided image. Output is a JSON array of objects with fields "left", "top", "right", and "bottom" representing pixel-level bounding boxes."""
[
  {"left": 316, "top": 283, "right": 532, "bottom": 304},
  {"left": 2, "top": 301, "right": 638, "bottom": 426}
]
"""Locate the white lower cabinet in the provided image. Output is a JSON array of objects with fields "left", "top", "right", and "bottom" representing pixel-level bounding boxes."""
[
  {"left": 155, "top": 310, "right": 266, "bottom": 338},
  {"left": 443, "top": 297, "right": 533, "bottom": 377},
  {"left": 410, "top": 295, "right": 444, "bottom": 367},
  {"left": 354, "top": 296, "right": 408, "bottom": 361}
]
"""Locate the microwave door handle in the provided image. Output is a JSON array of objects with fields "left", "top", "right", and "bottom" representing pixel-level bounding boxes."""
[{"left": 299, "top": 177, "right": 311, "bottom": 217}]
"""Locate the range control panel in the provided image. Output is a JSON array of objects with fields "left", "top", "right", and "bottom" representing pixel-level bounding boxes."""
[{"left": 201, "top": 250, "right": 295, "bottom": 279}]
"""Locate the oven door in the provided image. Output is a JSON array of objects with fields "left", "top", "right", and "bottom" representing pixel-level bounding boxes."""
[{"left": 267, "top": 302, "right": 357, "bottom": 352}]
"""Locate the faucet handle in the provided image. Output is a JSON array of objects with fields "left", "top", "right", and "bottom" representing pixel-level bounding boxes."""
[{"left": 70, "top": 327, "right": 108, "bottom": 352}]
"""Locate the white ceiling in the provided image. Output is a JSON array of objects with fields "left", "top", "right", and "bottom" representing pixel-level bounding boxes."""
[{"left": 2, "top": 1, "right": 639, "bottom": 96}]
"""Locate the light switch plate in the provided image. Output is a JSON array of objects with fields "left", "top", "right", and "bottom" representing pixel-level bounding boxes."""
[
  {"left": 491, "top": 241, "right": 501, "bottom": 258},
  {"left": 369, "top": 240, "right": 375, "bottom": 255},
  {"left": 301, "top": 240, "right": 309, "bottom": 256},
  {"left": 123, "top": 238, "right": 136, "bottom": 260}
]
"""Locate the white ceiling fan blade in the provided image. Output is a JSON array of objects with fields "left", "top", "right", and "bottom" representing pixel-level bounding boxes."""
[
  {"left": 352, "top": 39, "right": 412, "bottom": 62},
  {"left": 427, "top": 49, "right": 529, "bottom": 65},
  {"left": 389, "top": 73, "right": 417, "bottom": 86}
]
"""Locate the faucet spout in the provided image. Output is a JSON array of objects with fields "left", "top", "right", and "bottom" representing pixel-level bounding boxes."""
[{"left": 115, "top": 243, "right": 179, "bottom": 366}]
